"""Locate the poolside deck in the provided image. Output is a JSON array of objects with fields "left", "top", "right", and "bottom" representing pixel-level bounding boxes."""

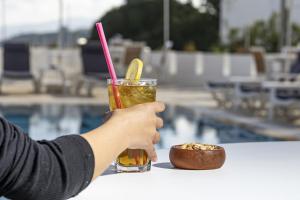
[
  {"left": 0, "top": 84, "right": 299, "bottom": 141},
  {"left": 0, "top": 83, "right": 216, "bottom": 107}
]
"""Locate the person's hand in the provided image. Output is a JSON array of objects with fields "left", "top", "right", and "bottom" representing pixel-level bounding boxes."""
[
  {"left": 106, "top": 102, "right": 165, "bottom": 162},
  {"left": 81, "top": 101, "right": 165, "bottom": 179}
]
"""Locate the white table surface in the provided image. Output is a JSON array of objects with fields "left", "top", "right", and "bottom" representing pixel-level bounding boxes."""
[{"left": 71, "top": 142, "right": 300, "bottom": 200}]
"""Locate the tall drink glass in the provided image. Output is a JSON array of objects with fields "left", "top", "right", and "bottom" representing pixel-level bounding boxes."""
[{"left": 107, "top": 79, "right": 157, "bottom": 172}]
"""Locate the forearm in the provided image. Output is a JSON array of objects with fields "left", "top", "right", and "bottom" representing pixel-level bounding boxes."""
[
  {"left": 81, "top": 120, "right": 128, "bottom": 179},
  {"left": 0, "top": 117, "right": 94, "bottom": 200}
]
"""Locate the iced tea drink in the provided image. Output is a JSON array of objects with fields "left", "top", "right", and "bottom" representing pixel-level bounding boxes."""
[{"left": 107, "top": 79, "right": 156, "bottom": 172}]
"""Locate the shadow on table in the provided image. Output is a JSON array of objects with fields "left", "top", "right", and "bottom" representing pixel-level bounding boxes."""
[
  {"left": 102, "top": 162, "right": 176, "bottom": 175},
  {"left": 153, "top": 162, "right": 174, "bottom": 169},
  {"left": 101, "top": 165, "right": 118, "bottom": 176}
]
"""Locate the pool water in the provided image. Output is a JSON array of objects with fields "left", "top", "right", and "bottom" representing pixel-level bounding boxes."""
[{"left": 0, "top": 104, "right": 280, "bottom": 149}]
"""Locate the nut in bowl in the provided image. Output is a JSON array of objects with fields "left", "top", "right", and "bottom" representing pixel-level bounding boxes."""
[{"left": 169, "top": 143, "right": 226, "bottom": 170}]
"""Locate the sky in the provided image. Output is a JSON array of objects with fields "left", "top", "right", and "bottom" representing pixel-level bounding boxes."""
[
  {"left": 0, "top": 0, "right": 125, "bottom": 39},
  {"left": 1, "top": 0, "right": 198, "bottom": 26},
  {"left": 2, "top": 0, "right": 124, "bottom": 26},
  {"left": 1, "top": 0, "right": 300, "bottom": 40}
]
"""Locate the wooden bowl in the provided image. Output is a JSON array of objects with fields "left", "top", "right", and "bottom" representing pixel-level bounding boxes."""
[{"left": 169, "top": 144, "right": 226, "bottom": 170}]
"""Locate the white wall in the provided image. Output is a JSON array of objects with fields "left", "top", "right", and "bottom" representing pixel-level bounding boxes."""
[
  {"left": 0, "top": 48, "right": 258, "bottom": 88},
  {"left": 147, "top": 51, "right": 256, "bottom": 87}
]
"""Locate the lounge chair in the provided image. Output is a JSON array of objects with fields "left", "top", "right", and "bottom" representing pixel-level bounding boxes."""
[
  {"left": 109, "top": 42, "right": 145, "bottom": 76},
  {"left": 229, "top": 53, "right": 263, "bottom": 110},
  {"left": 206, "top": 51, "right": 266, "bottom": 111},
  {"left": 123, "top": 45, "right": 143, "bottom": 66},
  {"left": 251, "top": 47, "right": 266, "bottom": 75},
  {"left": 263, "top": 52, "right": 300, "bottom": 120},
  {"left": 0, "top": 43, "right": 40, "bottom": 93},
  {"left": 120, "top": 44, "right": 144, "bottom": 76},
  {"left": 76, "top": 42, "right": 109, "bottom": 96},
  {"left": 36, "top": 47, "right": 69, "bottom": 94},
  {"left": 262, "top": 81, "right": 300, "bottom": 120},
  {"left": 203, "top": 53, "right": 232, "bottom": 107}
]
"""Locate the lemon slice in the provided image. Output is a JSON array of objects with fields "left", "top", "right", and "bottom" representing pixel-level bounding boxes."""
[{"left": 125, "top": 58, "right": 143, "bottom": 81}]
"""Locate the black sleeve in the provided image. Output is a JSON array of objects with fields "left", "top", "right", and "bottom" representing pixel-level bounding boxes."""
[{"left": 0, "top": 117, "right": 95, "bottom": 200}]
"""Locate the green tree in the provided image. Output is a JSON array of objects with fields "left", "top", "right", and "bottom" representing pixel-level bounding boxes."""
[
  {"left": 90, "top": 0, "right": 220, "bottom": 51},
  {"left": 291, "top": 23, "right": 300, "bottom": 46},
  {"left": 227, "top": 28, "right": 244, "bottom": 52},
  {"left": 249, "top": 13, "right": 279, "bottom": 51},
  {"left": 227, "top": 13, "right": 300, "bottom": 52},
  {"left": 228, "top": 13, "right": 280, "bottom": 52}
]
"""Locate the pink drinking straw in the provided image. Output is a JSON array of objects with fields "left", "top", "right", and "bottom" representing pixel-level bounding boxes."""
[{"left": 96, "top": 22, "right": 122, "bottom": 108}]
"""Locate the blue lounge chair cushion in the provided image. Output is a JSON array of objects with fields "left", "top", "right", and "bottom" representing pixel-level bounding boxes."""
[
  {"left": 208, "top": 82, "right": 233, "bottom": 88},
  {"left": 240, "top": 84, "right": 262, "bottom": 93},
  {"left": 276, "top": 89, "right": 296, "bottom": 100},
  {"left": 4, "top": 43, "right": 30, "bottom": 73},
  {"left": 81, "top": 43, "right": 109, "bottom": 75}
]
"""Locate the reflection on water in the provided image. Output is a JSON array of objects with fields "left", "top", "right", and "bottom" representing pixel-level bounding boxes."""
[
  {"left": 0, "top": 104, "right": 280, "bottom": 149},
  {"left": 30, "top": 105, "right": 83, "bottom": 140}
]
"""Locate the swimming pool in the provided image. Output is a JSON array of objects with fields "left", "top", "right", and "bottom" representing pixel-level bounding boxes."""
[{"left": 0, "top": 104, "right": 281, "bottom": 148}]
